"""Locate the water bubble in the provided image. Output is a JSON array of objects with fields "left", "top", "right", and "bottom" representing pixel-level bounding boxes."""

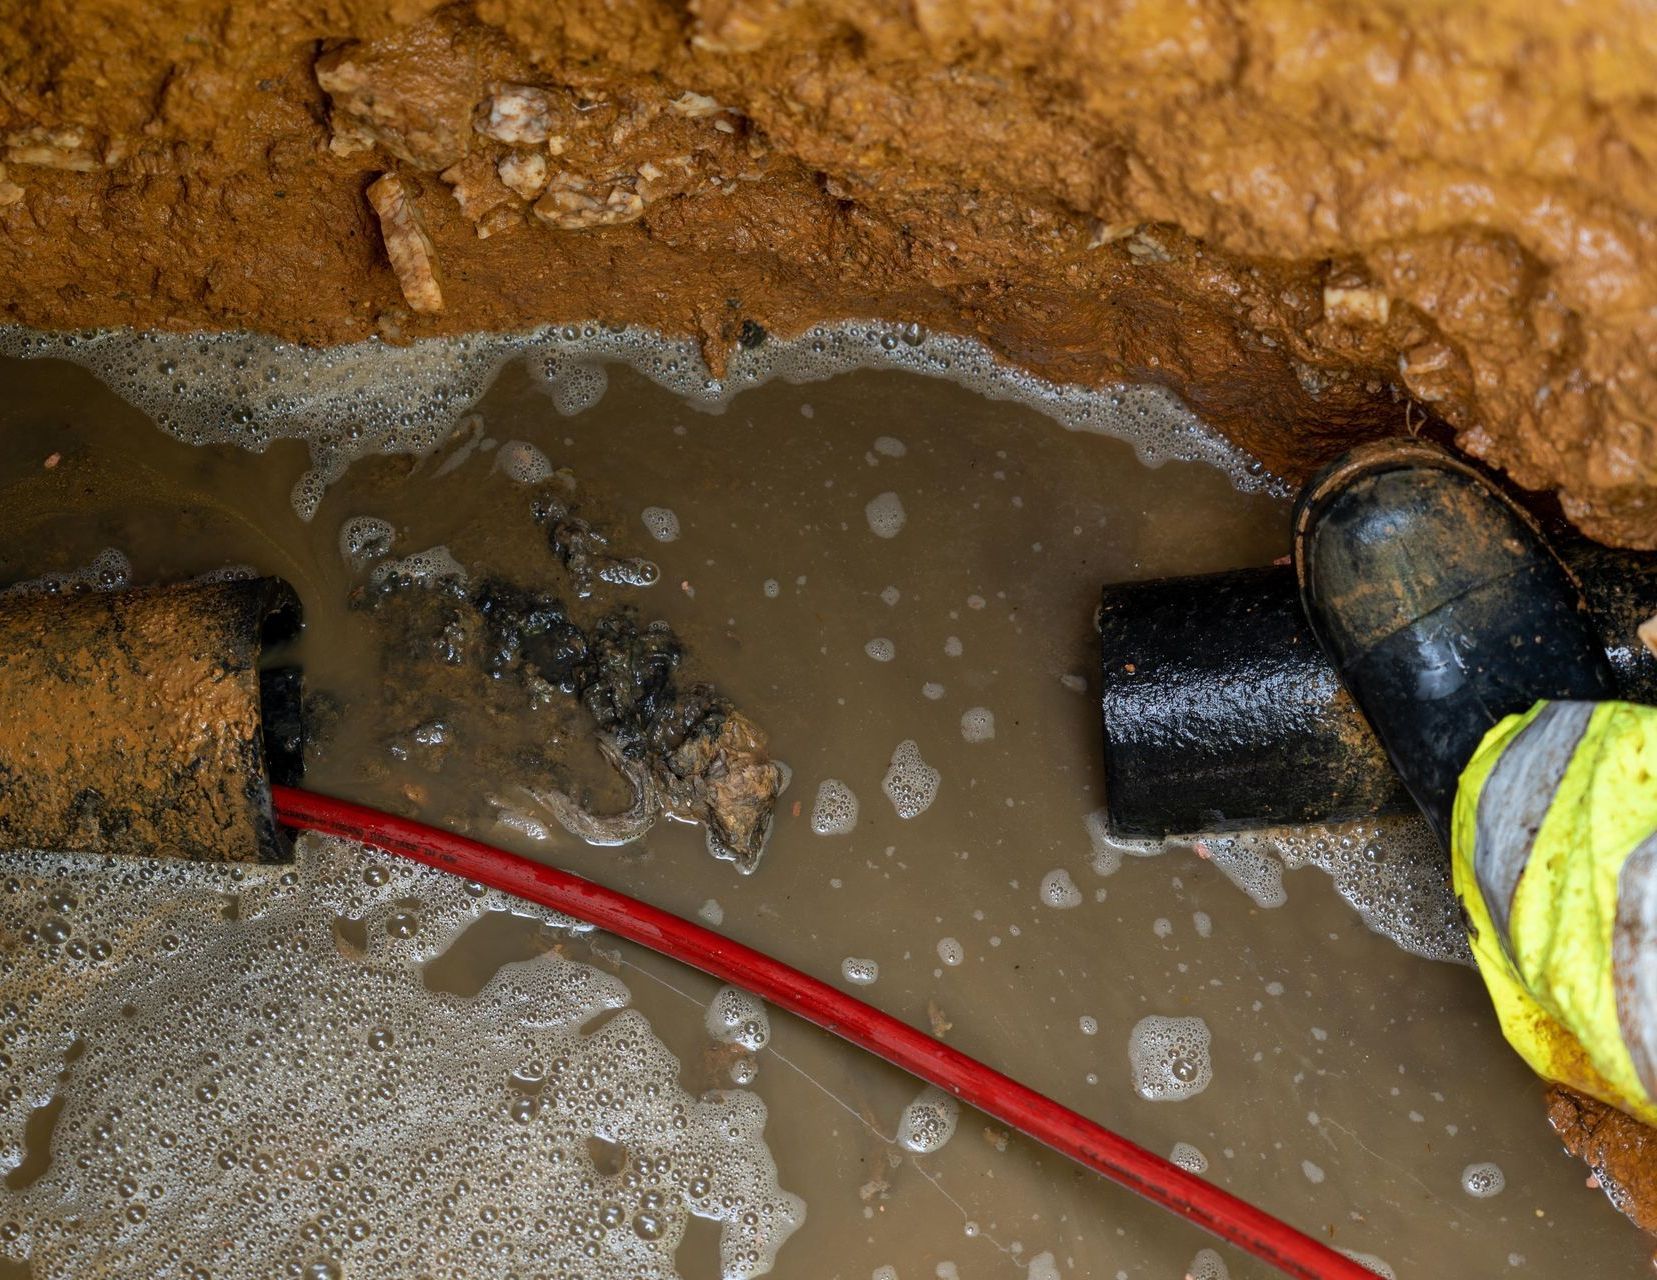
[
  {"left": 897, "top": 1086, "right": 958, "bottom": 1154},
  {"left": 1128, "top": 1015, "right": 1213, "bottom": 1101},
  {"left": 1040, "top": 869, "right": 1083, "bottom": 909},
  {"left": 1461, "top": 1161, "right": 1505, "bottom": 1198},
  {"left": 881, "top": 741, "right": 940, "bottom": 820},
  {"left": 959, "top": 707, "right": 995, "bottom": 743},
  {"left": 840, "top": 957, "right": 879, "bottom": 986},
  {"left": 640, "top": 507, "right": 680, "bottom": 542},
  {"left": 810, "top": 780, "right": 860, "bottom": 836},
  {"left": 864, "top": 492, "right": 907, "bottom": 538}
]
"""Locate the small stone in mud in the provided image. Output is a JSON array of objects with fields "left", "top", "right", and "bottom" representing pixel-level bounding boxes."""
[{"left": 366, "top": 173, "right": 443, "bottom": 314}]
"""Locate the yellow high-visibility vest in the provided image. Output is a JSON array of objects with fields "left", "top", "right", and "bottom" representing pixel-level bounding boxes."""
[{"left": 1454, "top": 699, "right": 1657, "bottom": 1125}]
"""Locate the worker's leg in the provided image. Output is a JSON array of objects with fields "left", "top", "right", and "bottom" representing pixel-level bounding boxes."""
[{"left": 1453, "top": 700, "right": 1657, "bottom": 1126}]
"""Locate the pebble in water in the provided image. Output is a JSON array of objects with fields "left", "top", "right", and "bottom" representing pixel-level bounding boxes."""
[
  {"left": 810, "top": 779, "right": 860, "bottom": 836},
  {"left": 897, "top": 1086, "right": 959, "bottom": 1154},
  {"left": 882, "top": 740, "right": 940, "bottom": 819},
  {"left": 1040, "top": 868, "right": 1083, "bottom": 909},
  {"left": 865, "top": 492, "right": 907, "bottom": 538},
  {"left": 1128, "top": 1015, "right": 1213, "bottom": 1101},
  {"left": 1461, "top": 1161, "right": 1505, "bottom": 1198}
]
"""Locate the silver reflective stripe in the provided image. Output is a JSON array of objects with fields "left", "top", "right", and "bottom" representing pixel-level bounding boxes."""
[
  {"left": 1615, "top": 831, "right": 1657, "bottom": 1099},
  {"left": 1474, "top": 701, "right": 1595, "bottom": 952}
]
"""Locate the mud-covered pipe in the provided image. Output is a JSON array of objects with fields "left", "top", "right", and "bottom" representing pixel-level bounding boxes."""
[
  {"left": 1099, "top": 544, "right": 1657, "bottom": 839},
  {"left": 0, "top": 576, "right": 303, "bottom": 862}
]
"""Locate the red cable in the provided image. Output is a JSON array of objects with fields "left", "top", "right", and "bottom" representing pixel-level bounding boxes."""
[{"left": 273, "top": 784, "right": 1371, "bottom": 1280}]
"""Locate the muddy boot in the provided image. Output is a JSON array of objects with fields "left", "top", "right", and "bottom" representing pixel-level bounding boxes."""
[{"left": 1292, "top": 440, "right": 1617, "bottom": 848}]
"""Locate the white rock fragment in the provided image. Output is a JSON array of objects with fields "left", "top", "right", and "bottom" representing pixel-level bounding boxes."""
[
  {"left": 1323, "top": 284, "right": 1392, "bottom": 327},
  {"left": 366, "top": 173, "right": 444, "bottom": 314},
  {"left": 497, "top": 150, "right": 549, "bottom": 200},
  {"left": 478, "top": 84, "right": 554, "bottom": 144},
  {"left": 4, "top": 125, "right": 104, "bottom": 172},
  {"left": 671, "top": 91, "right": 728, "bottom": 119}
]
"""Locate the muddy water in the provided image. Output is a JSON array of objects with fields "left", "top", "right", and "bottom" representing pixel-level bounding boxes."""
[{"left": 0, "top": 350, "right": 1648, "bottom": 1278}]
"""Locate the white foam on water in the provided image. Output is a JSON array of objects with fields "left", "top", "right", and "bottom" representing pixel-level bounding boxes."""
[
  {"left": 1169, "top": 1142, "right": 1207, "bottom": 1173},
  {"left": 641, "top": 507, "right": 681, "bottom": 542},
  {"left": 936, "top": 937, "right": 964, "bottom": 967},
  {"left": 0, "top": 836, "right": 803, "bottom": 1280},
  {"left": 864, "top": 638, "right": 896, "bottom": 662},
  {"left": 881, "top": 741, "right": 940, "bottom": 820},
  {"left": 0, "top": 321, "right": 1279, "bottom": 524},
  {"left": 1338, "top": 1250, "right": 1396, "bottom": 1278},
  {"left": 872, "top": 436, "right": 907, "bottom": 458},
  {"left": 1186, "top": 1248, "right": 1229, "bottom": 1280},
  {"left": 809, "top": 780, "right": 859, "bottom": 837},
  {"left": 959, "top": 707, "right": 995, "bottom": 743},
  {"left": 1461, "top": 1161, "right": 1505, "bottom": 1198},
  {"left": 1039, "top": 869, "right": 1083, "bottom": 909},
  {"left": 496, "top": 439, "right": 552, "bottom": 484},
  {"left": 865, "top": 492, "right": 907, "bottom": 539},
  {"left": 840, "top": 957, "right": 880, "bottom": 986},
  {"left": 1128, "top": 1015, "right": 1213, "bottom": 1101},
  {"left": 1026, "top": 1251, "right": 1061, "bottom": 1280},
  {"left": 338, "top": 515, "right": 395, "bottom": 571},
  {"left": 705, "top": 986, "right": 771, "bottom": 1052},
  {"left": 896, "top": 1086, "right": 958, "bottom": 1154},
  {"left": 2, "top": 547, "right": 131, "bottom": 597},
  {"left": 1078, "top": 1016, "right": 1099, "bottom": 1036},
  {"left": 369, "top": 544, "right": 469, "bottom": 589}
]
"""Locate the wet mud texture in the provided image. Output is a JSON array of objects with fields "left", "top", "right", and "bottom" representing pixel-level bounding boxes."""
[
  {"left": 0, "top": 578, "right": 297, "bottom": 863},
  {"left": 2, "top": 1, "right": 1656, "bottom": 545}
]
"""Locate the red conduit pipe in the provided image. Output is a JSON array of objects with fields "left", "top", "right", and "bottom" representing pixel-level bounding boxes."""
[{"left": 273, "top": 784, "right": 1372, "bottom": 1280}]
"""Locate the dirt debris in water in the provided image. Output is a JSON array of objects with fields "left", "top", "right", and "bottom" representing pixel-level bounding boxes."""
[
  {"left": 2, "top": 2, "right": 1656, "bottom": 544},
  {"left": 0, "top": 353, "right": 1652, "bottom": 1275},
  {"left": 345, "top": 496, "right": 783, "bottom": 871}
]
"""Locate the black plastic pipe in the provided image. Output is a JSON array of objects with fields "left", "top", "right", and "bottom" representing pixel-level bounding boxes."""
[{"left": 1098, "top": 544, "right": 1657, "bottom": 839}]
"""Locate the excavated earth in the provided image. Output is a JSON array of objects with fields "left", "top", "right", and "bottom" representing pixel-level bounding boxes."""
[
  {"left": 6, "top": 0, "right": 1657, "bottom": 1244},
  {"left": 0, "top": 0, "right": 1655, "bottom": 544}
]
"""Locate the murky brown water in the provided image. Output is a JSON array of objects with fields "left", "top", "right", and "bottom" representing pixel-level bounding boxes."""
[{"left": 0, "top": 348, "right": 1649, "bottom": 1278}]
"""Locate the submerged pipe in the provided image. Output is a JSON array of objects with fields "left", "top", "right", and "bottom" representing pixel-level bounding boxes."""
[
  {"left": 0, "top": 576, "right": 303, "bottom": 862},
  {"left": 1098, "top": 544, "right": 1657, "bottom": 839}
]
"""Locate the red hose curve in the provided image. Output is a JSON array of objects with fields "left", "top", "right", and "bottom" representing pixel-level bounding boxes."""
[{"left": 273, "top": 784, "right": 1372, "bottom": 1280}]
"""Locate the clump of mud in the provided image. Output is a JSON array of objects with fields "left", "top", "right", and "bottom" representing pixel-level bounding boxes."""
[{"left": 340, "top": 492, "right": 783, "bottom": 872}]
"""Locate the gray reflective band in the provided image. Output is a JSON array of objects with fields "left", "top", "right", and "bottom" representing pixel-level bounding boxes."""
[
  {"left": 1474, "top": 701, "right": 1595, "bottom": 952},
  {"left": 1615, "top": 831, "right": 1657, "bottom": 1098}
]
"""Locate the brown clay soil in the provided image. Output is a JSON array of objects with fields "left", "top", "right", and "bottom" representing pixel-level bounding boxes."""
[{"left": 0, "top": 0, "right": 1654, "bottom": 543}]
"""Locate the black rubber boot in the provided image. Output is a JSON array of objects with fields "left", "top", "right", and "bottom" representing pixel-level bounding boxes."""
[{"left": 1292, "top": 440, "right": 1617, "bottom": 849}]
